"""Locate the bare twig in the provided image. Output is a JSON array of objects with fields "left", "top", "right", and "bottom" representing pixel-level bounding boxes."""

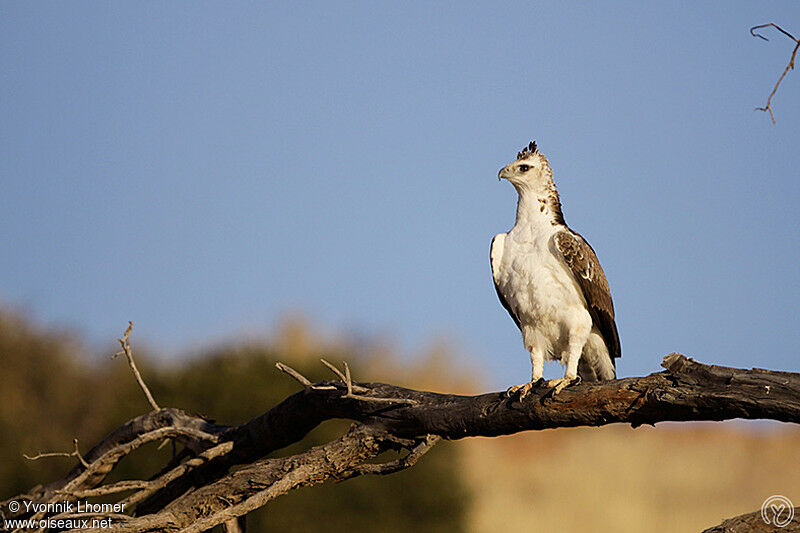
[
  {"left": 346, "top": 434, "right": 441, "bottom": 477},
  {"left": 320, "top": 358, "right": 346, "bottom": 381},
  {"left": 344, "top": 361, "right": 353, "bottom": 396},
  {"left": 750, "top": 23, "right": 800, "bottom": 124},
  {"left": 24, "top": 450, "right": 74, "bottom": 461},
  {"left": 319, "top": 359, "right": 367, "bottom": 392},
  {"left": 339, "top": 361, "right": 417, "bottom": 405},
  {"left": 73, "top": 438, "right": 89, "bottom": 468},
  {"left": 276, "top": 360, "right": 410, "bottom": 403},
  {"left": 113, "top": 322, "right": 160, "bottom": 411},
  {"left": 24, "top": 439, "right": 89, "bottom": 468},
  {"left": 752, "top": 22, "right": 798, "bottom": 42},
  {"left": 274, "top": 361, "right": 312, "bottom": 386}
]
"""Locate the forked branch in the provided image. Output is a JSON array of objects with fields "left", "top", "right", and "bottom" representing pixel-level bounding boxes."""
[{"left": 4, "top": 353, "right": 799, "bottom": 532}]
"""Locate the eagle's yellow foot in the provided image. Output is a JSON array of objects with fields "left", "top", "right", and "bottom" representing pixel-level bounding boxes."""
[
  {"left": 544, "top": 376, "right": 581, "bottom": 395},
  {"left": 506, "top": 378, "right": 545, "bottom": 400}
]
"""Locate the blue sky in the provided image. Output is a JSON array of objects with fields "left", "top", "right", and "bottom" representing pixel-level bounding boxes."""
[{"left": 1, "top": 2, "right": 798, "bottom": 389}]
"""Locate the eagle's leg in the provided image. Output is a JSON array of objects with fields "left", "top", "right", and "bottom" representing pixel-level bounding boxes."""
[
  {"left": 545, "top": 332, "right": 586, "bottom": 394},
  {"left": 506, "top": 348, "right": 544, "bottom": 399}
]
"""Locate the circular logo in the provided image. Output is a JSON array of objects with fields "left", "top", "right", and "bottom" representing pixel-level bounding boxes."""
[{"left": 762, "top": 495, "right": 795, "bottom": 528}]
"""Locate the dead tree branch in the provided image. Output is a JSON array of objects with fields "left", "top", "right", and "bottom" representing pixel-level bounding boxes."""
[
  {"left": 4, "top": 353, "right": 799, "bottom": 532},
  {"left": 751, "top": 23, "right": 799, "bottom": 124},
  {"left": 113, "top": 322, "right": 160, "bottom": 411}
]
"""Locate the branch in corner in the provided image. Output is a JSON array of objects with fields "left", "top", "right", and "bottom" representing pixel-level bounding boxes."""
[{"left": 751, "top": 23, "right": 800, "bottom": 124}]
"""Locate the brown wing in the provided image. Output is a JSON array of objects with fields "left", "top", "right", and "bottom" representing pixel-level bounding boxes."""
[{"left": 553, "top": 230, "right": 621, "bottom": 361}]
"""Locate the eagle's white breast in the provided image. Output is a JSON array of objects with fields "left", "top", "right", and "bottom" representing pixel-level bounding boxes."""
[{"left": 491, "top": 224, "right": 593, "bottom": 362}]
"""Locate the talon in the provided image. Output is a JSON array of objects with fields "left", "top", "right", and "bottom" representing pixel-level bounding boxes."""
[
  {"left": 544, "top": 376, "right": 580, "bottom": 395},
  {"left": 506, "top": 380, "right": 538, "bottom": 400}
]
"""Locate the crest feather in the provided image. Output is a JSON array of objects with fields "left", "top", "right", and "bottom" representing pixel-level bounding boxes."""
[{"left": 516, "top": 141, "right": 538, "bottom": 160}]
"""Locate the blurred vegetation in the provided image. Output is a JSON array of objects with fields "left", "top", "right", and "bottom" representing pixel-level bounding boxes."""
[
  {"left": 0, "top": 309, "right": 473, "bottom": 532},
  {"left": 5, "top": 307, "right": 800, "bottom": 533}
]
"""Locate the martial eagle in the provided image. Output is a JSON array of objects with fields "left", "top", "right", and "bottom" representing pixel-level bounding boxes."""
[{"left": 491, "top": 141, "right": 620, "bottom": 397}]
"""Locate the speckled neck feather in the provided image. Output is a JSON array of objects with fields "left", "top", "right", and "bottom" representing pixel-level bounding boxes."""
[{"left": 515, "top": 149, "right": 566, "bottom": 227}]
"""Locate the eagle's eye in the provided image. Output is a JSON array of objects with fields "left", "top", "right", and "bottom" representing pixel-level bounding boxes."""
[{"left": 518, "top": 164, "right": 530, "bottom": 172}]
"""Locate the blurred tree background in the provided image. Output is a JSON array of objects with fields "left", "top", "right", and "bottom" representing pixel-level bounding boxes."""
[
  {"left": 3, "top": 306, "right": 800, "bottom": 533},
  {"left": 0, "top": 307, "right": 473, "bottom": 532}
]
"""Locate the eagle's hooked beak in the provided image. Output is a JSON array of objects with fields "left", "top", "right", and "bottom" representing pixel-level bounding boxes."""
[{"left": 498, "top": 166, "right": 510, "bottom": 181}]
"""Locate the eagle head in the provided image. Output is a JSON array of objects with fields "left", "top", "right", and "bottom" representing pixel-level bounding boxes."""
[{"left": 498, "top": 140, "right": 553, "bottom": 190}]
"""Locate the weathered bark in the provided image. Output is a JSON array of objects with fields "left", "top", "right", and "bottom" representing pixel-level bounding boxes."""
[{"left": 4, "top": 353, "right": 799, "bottom": 532}]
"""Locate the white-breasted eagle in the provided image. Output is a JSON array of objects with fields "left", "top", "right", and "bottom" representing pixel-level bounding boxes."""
[{"left": 491, "top": 141, "right": 620, "bottom": 397}]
